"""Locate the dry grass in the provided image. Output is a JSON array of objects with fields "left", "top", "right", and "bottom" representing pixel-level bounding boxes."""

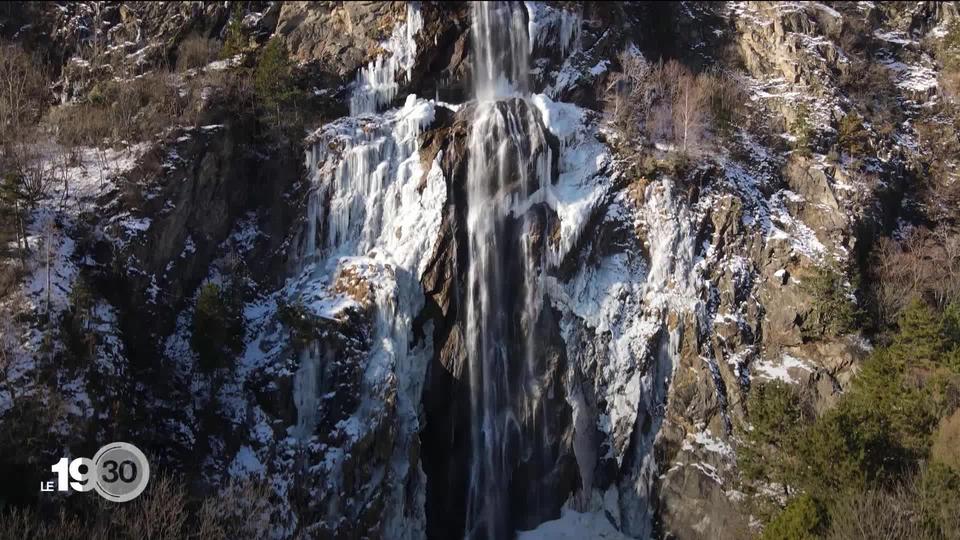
[
  {"left": 46, "top": 67, "right": 253, "bottom": 147},
  {"left": 932, "top": 410, "right": 960, "bottom": 473},
  {"left": 177, "top": 35, "right": 219, "bottom": 72}
]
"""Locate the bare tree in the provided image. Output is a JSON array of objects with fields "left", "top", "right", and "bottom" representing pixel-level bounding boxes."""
[
  {"left": 675, "top": 71, "right": 709, "bottom": 154},
  {"left": 873, "top": 226, "right": 960, "bottom": 324},
  {"left": 196, "top": 477, "right": 275, "bottom": 539},
  {"left": 606, "top": 53, "right": 716, "bottom": 156},
  {"left": 0, "top": 42, "right": 48, "bottom": 145}
]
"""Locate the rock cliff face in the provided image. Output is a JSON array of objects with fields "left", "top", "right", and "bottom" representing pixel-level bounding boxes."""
[{"left": 1, "top": 1, "right": 958, "bottom": 539}]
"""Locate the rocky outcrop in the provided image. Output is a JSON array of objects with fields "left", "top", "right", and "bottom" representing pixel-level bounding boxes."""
[
  {"left": 91, "top": 116, "right": 301, "bottom": 361},
  {"left": 277, "top": 2, "right": 404, "bottom": 74}
]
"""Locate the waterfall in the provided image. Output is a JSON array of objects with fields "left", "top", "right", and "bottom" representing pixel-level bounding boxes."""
[{"left": 463, "top": 3, "right": 555, "bottom": 537}]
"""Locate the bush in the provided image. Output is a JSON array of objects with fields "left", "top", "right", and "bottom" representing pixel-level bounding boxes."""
[
  {"left": 277, "top": 299, "right": 321, "bottom": 347},
  {"left": 47, "top": 73, "right": 185, "bottom": 146},
  {"left": 0, "top": 474, "right": 276, "bottom": 539},
  {"left": 0, "top": 42, "right": 50, "bottom": 145},
  {"left": 605, "top": 53, "right": 746, "bottom": 157},
  {"left": 762, "top": 494, "right": 825, "bottom": 540},
  {"left": 914, "top": 462, "right": 960, "bottom": 536},
  {"left": 825, "top": 464, "right": 960, "bottom": 539},
  {"left": 871, "top": 229, "right": 960, "bottom": 326},
  {"left": 62, "top": 277, "right": 98, "bottom": 361},
  {"left": 191, "top": 283, "right": 244, "bottom": 372},
  {"left": 932, "top": 410, "right": 960, "bottom": 473},
  {"left": 47, "top": 64, "right": 258, "bottom": 146},
  {"left": 836, "top": 112, "right": 870, "bottom": 158},
  {"left": 790, "top": 103, "right": 812, "bottom": 157},
  {"left": 895, "top": 298, "right": 948, "bottom": 364},
  {"left": 195, "top": 477, "right": 273, "bottom": 539},
  {"left": 219, "top": 9, "right": 247, "bottom": 60},
  {"left": 800, "top": 266, "right": 861, "bottom": 339},
  {"left": 792, "top": 399, "right": 903, "bottom": 497},
  {"left": 740, "top": 381, "right": 809, "bottom": 488},
  {"left": 177, "top": 35, "right": 218, "bottom": 72},
  {"left": 704, "top": 69, "right": 748, "bottom": 141},
  {"left": 936, "top": 19, "right": 960, "bottom": 99},
  {"left": 740, "top": 296, "right": 960, "bottom": 534},
  {"left": 825, "top": 484, "right": 922, "bottom": 539}
]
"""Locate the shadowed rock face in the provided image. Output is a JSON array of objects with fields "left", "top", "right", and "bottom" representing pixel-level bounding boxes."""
[{"left": 416, "top": 101, "right": 579, "bottom": 538}]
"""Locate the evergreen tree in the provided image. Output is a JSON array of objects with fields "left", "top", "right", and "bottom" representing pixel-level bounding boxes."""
[
  {"left": 191, "top": 283, "right": 244, "bottom": 372},
  {"left": 740, "top": 381, "right": 808, "bottom": 490},
  {"left": 801, "top": 266, "right": 860, "bottom": 338},
  {"left": 219, "top": 7, "right": 246, "bottom": 59},
  {"left": 895, "top": 298, "right": 947, "bottom": 365},
  {"left": 942, "top": 300, "right": 960, "bottom": 349},
  {"left": 254, "top": 37, "right": 299, "bottom": 126}
]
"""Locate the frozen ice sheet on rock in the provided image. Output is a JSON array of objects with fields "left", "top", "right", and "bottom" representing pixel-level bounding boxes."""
[{"left": 530, "top": 93, "right": 612, "bottom": 264}]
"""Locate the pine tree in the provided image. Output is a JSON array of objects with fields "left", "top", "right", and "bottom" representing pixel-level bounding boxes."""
[
  {"left": 895, "top": 298, "right": 946, "bottom": 365},
  {"left": 740, "top": 381, "right": 808, "bottom": 490},
  {"left": 254, "top": 38, "right": 299, "bottom": 126},
  {"left": 219, "top": 8, "right": 246, "bottom": 59},
  {"left": 191, "top": 283, "right": 244, "bottom": 372}
]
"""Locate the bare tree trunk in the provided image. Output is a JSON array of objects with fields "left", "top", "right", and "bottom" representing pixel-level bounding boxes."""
[
  {"left": 683, "top": 78, "right": 690, "bottom": 153},
  {"left": 14, "top": 198, "right": 26, "bottom": 262},
  {"left": 45, "top": 224, "right": 51, "bottom": 320}
]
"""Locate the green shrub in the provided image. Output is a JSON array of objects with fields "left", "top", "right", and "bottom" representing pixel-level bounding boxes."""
[
  {"left": 914, "top": 462, "right": 960, "bottom": 537},
  {"left": 836, "top": 113, "right": 870, "bottom": 158},
  {"left": 762, "top": 494, "right": 826, "bottom": 540},
  {"left": 790, "top": 103, "right": 813, "bottom": 157},
  {"left": 254, "top": 38, "right": 301, "bottom": 126},
  {"left": 895, "top": 298, "right": 948, "bottom": 364},
  {"left": 847, "top": 349, "right": 939, "bottom": 458},
  {"left": 936, "top": 19, "right": 960, "bottom": 73},
  {"left": 744, "top": 295, "right": 960, "bottom": 535},
  {"left": 800, "top": 266, "right": 861, "bottom": 339},
  {"left": 794, "top": 400, "right": 905, "bottom": 497},
  {"left": 277, "top": 299, "right": 320, "bottom": 347},
  {"left": 740, "top": 381, "right": 809, "bottom": 487},
  {"left": 191, "top": 282, "right": 244, "bottom": 372},
  {"left": 219, "top": 8, "right": 247, "bottom": 60}
]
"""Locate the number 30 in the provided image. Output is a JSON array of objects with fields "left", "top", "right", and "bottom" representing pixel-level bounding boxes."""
[{"left": 101, "top": 460, "right": 138, "bottom": 483}]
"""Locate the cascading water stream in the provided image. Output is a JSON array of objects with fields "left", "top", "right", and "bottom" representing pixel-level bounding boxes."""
[{"left": 463, "top": 3, "right": 554, "bottom": 537}]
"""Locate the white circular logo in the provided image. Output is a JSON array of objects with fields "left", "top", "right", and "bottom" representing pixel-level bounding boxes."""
[{"left": 91, "top": 442, "right": 150, "bottom": 502}]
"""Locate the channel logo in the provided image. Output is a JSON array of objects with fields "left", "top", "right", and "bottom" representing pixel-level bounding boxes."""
[{"left": 42, "top": 442, "right": 150, "bottom": 502}]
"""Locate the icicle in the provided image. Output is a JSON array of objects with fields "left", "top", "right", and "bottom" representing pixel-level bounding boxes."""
[{"left": 350, "top": 3, "right": 424, "bottom": 115}]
